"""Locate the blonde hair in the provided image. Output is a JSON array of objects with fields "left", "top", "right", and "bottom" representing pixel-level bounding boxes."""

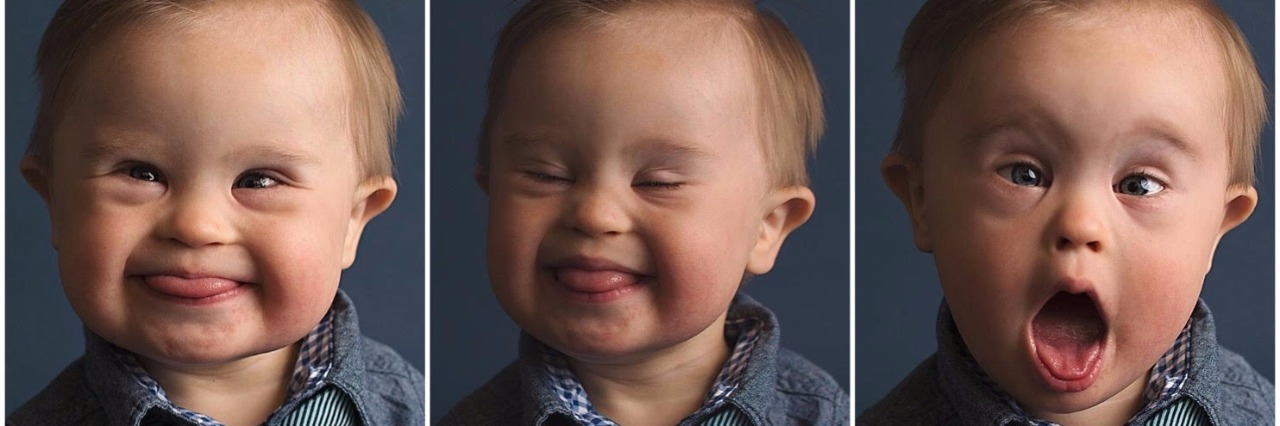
[
  {"left": 895, "top": 0, "right": 1266, "bottom": 185},
  {"left": 29, "top": 0, "right": 402, "bottom": 178},
  {"left": 479, "top": 0, "right": 825, "bottom": 187}
]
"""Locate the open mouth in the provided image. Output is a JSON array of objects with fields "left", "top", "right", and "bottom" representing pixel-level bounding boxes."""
[{"left": 1031, "top": 291, "right": 1107, "bottom": 392}]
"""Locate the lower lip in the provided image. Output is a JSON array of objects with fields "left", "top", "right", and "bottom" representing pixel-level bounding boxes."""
[
  {"left": 141, "top": 275, "right": 249, "bottom": 306},
  {"left": 553, "top": 275, "right": 646, "bottom": 304}
]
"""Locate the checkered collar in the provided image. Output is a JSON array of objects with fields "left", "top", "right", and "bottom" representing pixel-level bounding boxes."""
[
  {"left": 536, "top": 316, "right": 766, "bottom": 426},
  {"left": 110, "top": 309, "right": 337, "bottom": 426}
]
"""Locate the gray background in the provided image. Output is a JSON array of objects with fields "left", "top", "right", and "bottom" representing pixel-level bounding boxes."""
[
  {"left": 430, "top": 1, "right": 850, "bottom": 422},
  {"left": 4, "top": 0, "right": 425, "bottom": 415},
  {"left": 855, "top": 0, "right": 1276, "bottom": 416}
]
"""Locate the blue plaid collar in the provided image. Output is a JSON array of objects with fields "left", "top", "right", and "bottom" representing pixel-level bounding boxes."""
[
  {"left": 537, "top": 316, "right": 765, "bottom": 426},
  {"left": 112, "top": 310, "right": 337, "bottom": 426}
]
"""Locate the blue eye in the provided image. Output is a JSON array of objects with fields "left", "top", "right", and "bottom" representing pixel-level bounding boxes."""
[
  {"left": 1001, "top": 163, "right": 1045, "bottom": 187},
  {"left": 126, "top": 164, "right": 164, "bottom": 183},
  {"left": 1115, "top": 174, "right": 1164, "bottom": 196},
  {"left": 234, "top": 173, "right": 280, "bottom": 189}
]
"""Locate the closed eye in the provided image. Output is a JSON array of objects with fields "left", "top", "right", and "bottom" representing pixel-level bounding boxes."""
[
  {"left": 633, "top": 181, "right": 683, "bottom": 190},
  {"left": 523, "top": 171, "right": 572, "bottom": 184}
]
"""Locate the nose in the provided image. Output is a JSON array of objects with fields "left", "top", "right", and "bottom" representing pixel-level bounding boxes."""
[
  {"left": 563, "top": 183, "right": 631, "bottom": 237},
  {"left": 156, "top": 189, "right": 236, "bottom": 247},
  {"left": 1049, "top": 190, "right": 1107, "bottom": 253}
]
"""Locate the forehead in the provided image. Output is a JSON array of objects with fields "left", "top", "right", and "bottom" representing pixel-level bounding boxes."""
[
  {"left": 491, "top": 8, "right": 760, "bottom": 146},
  {"left": 929, "top": 6, "right": 1228, "bottom": 158},
  {"left": 57, "top": 4, "right": 353, "bottom": 154}
]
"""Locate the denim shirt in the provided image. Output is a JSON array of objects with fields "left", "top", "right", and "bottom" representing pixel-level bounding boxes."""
[
  {"left": 440, "top": 294, "right": 850, "bottom": 425},
  {"left": 7, "top": 290, "right": 425, "bottom": 426},
  {"left": 857, "top": 300, "right": 1274, "bottom": 425}
]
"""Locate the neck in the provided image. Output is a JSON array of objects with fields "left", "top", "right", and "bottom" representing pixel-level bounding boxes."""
[
  {"left": 1031, "top": 373, "right": 1147, "bottom": 426},
  {"left": 137, "top": 343, "right": 300, "bottom": 426},
  {"left": 569, "top": 313, "right": 732, "bottom": 426}
]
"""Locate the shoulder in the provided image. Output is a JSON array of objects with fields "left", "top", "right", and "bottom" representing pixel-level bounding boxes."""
[
  {"left": 354, "top": 336, "right": 425, "bottom": 423},
  {"left": 857, "top": 353, "right": 957, "bottom": 426},
  {"left": 771, "top": 347, "right": 850, "bottom": 424},
  {"left": 7, "top": 358, "right": 106, "bottom": 426},
  {"left": 1211, "top": 345, "right": 1274, "bottom": 423},
  {"left": 438, "top": 362, "right": 524, "bottom": 426}
]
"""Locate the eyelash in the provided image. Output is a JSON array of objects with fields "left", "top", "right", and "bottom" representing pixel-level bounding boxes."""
[{"left": 522, "top": 171, "right": 684, "bottom": 190}]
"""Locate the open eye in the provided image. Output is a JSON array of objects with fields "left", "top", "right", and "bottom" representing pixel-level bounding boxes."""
[
  {"left": 999, "top": 163, "right": 1047, "bottom": 187},
  {"left": 234, "top": 172, "right": 280, "bottom": 189},
  {"left": 126, "top": 164, "right": 165, "bottom": 183},
  {"left": 1115, "top": 174, "right": 1165, "bottom": 196}
]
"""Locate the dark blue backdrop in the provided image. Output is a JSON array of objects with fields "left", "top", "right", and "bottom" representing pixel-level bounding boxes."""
[
  {"left": 854, "top": 0, "right": 1276, "bottom": 416},
  {"left": 430, "top": 1, "right": 851, "bottom": 422},
  {"left": 4, "top": 0, "right": 425, "bottom": 415}
]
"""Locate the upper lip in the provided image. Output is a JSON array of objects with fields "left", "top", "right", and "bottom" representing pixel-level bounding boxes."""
[{"left": 544, "top": 256, "right": 646, "bottom": 275}]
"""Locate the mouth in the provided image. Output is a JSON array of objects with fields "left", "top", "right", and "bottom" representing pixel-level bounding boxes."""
[
  {"left": 141, "top": 274, "right": 250, "bottom": 306},
  {"left": 1030, "top": 291, "right": 1107, "bottom": 392},
  {"left": 547, "top": 257, "right": 648, "bottom": 303}
]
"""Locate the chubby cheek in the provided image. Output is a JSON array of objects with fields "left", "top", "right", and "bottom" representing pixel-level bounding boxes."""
[
  {"left": 249, "top": 212, "right": 347, "bottom": 335},
  {"left": 55, "top": 201, "right": 149, "bottom": 336},
  {"left": 646, "top": 199, "right": 757, "bottom": 321},
  {"left": 484, "top": 193, "right": 550, "bottom": 312}
]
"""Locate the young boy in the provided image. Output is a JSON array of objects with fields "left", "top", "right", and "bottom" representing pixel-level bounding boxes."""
[
  {"left": 441, "top": 0, "right": 848, "bottom": 424},
  {"left": 8, "top": 1, "right": 423, "bottom": 425},
  {"left": 861, "top": 0, "right": 1273, "bottom": 424}
]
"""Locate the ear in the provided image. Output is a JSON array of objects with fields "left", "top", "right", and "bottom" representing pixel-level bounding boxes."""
[
  {"left": 1206, "top": 183, "right": 1258, "bottom": 272},
  {"left": 20, "top": 155, "right": 60, "bottom": 247},
  {"left": 474, "top": 164, "right": 490, "bottom": 195},
  {"left": 882, "top": 153, "right": 932, "bottom": 252},
  {"left": 342, "top": 176, "right": 398, "bottom": 268},
  {"left": 20, "top": 155, "right": 52, "bottom": 204},
  {"left": 745, "top": 186, "right": 816, "bottom": 275}
]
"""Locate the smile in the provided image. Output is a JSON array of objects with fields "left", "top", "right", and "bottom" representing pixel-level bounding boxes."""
[
  {"left": 1029, "top": 290, "right": 1108, "bottom": 392},
  {"left": 141, "top": 275, "right": 249, "bottom": 306},
  {"left": 546, "top": 257, "right": 648, "bottom": 303}
]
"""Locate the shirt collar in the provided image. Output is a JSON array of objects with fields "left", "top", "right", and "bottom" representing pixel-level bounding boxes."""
[
  {"left": 517, "top": 293, "right": 779, "bottom": 426},
  {"left": 935, "top": 300, "right": 1220, "bottom": 426},
  {"left": 83, "top": 289, "right": 365, "bottom": 426}
]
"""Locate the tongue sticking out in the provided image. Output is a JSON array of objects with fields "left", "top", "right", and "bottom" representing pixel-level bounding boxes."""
[{"left": 1032, "top": 292, "right": 1106, "bottom": 390}]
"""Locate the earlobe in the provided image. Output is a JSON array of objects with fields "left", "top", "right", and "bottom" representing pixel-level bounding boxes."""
[
  {"left": 882, "top": 153, "right": 932, "bottom": 252},
  {"left": 745, "top": 186, "right": 816, "bottom": 275},
  {"left": 474, "top": 164, "right": 490, "bottom": 195},
  {"left": 20, "top": 155, "right": 52, "bottom": 204},
  {"left": 342, "top": 176, "right": 398, "bottom": 268},
  {"left": 20, "top": 155, "right": 59, "bottom": 247},
  {"left": 1206, "top": 184, "right": 1258, "bottom": 273}
]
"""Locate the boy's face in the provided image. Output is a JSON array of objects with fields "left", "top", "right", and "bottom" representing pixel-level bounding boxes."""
[
  {"left": 887, "top": 9, "right": 1256, "bottom": 419},
  {"left": 482, "top": 13, "right": 810, "bottom": 362},
  {"left": 24, "top": 10, "right": 393, "bottom": 368}
]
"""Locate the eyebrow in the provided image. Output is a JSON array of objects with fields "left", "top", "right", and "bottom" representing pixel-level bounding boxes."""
[
  {"left": 964, "top": 113, "right": 1200, "bottom": 159},
  {"left": 233, "top": 145, "right": 321, "bottom": 167},
  {"left": 498, "top": 132, "right": 715, "bottom": 159},
  {"left": 81, "top": 137, "right": 321, "bottom": 166}
]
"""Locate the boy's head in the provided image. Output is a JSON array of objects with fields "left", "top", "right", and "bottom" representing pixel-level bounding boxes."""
[
  {"left": 476, "top": 0, "right": 821, "bottom": 363},
  {"left": 884, "top": 0, "right": 1263, "bottom": 420},
  {"left": 21, "top": 0, "right": 400, "bottom": 368}
]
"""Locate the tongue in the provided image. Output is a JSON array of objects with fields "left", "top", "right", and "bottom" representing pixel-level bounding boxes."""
[
  {"left": 556, "top": 269, "right": 640, "bottom": 293},
  {"left": 1032, "top": 292, "right": 1105, "bottom": 381}
]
